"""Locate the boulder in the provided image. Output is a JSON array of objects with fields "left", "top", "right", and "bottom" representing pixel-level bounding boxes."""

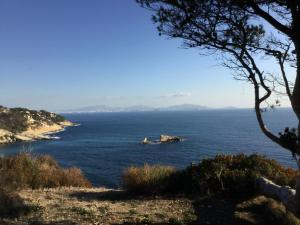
[
  {"left": 160, "top": 135, "right": 181, "bottom": 143},
  {"left": 256, "top": 177, "right": 297, "bottom": 213},
  {"left": 0, "top": 129, "right": 17, "bottom": 144},
  {"left": 141, "top": 137, "right": 149, "bottom": 144}
]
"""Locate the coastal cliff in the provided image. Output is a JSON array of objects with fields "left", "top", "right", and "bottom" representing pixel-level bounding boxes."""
[{"left": 0, "top": 106, "right": 74, "bottom": 144}]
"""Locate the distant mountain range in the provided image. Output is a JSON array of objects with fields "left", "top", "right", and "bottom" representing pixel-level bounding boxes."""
[{"left": 59, "top": 104, "right": 215, "bottom": 113}]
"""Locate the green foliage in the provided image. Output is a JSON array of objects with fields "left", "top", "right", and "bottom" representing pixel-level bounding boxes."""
[
  {"left": 122, "top": 164, "right": 176, "bottom": 194},
  {"left": 168, "top": 154, "right": 298, "bottom": 195},
  {"left": 122, "top": 154, "right": 298, "bottom": 196},
  {"left": 40, "top": 110, "right": 66, "bottom": 123},
  {"left": 0, "top": 108, "right": 28, "bottom": 133},
  {"left": 279, "top": 127, "right": 298, "bottom": 152},
  {"left": 0, "top": 153, "right": 92, "bottom": 190}
]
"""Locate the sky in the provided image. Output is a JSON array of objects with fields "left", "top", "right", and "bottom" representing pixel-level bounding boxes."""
[{"left": 0, "top": 0, "right": 286, "bottom": 111}]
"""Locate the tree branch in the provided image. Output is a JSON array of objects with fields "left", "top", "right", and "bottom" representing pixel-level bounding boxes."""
[{"left": 248, "top": 1, "right": 292, "bottom": 36}]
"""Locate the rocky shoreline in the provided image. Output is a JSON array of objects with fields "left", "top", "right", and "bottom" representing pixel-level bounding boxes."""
[
  {"left": 0, "top": 106, "right": 75, "bottom": 144},
  {"left": 0, "top": 121, "right": 75, "bottom": 144}
]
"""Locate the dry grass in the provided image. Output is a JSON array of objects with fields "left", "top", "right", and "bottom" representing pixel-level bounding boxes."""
[
  {"left": 0, "top": 153, "right": 91, "bottom": 219},
  {"left": 0, "top": 153, "right": 91, "bottom": 190},
  {"left": 122, "top": 164, "right": 176, "bottom": 194},
  {"left": 1, "top": 187, "right": 300, "bottom": 225},
  {"left": 235, "top": 195, "right": 300, "bottom": 225},
  {"left": 0, "top": 188, "right": 300, "bottom": 225},
  {"left": 0, "top": 189, "right": 32, "bottom": 218},
  {"left": 0, "top": 187, "right": 195, "bottom": 225}
]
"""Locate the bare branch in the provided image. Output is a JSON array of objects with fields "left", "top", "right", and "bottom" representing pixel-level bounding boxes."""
[{"left": 248, "top": 1, "right": 293, "bottom": 36}]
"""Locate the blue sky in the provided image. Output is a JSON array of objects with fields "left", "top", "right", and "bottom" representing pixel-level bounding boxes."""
[{"left": 0, "top": 0, "right": 260, "bottom": 111}]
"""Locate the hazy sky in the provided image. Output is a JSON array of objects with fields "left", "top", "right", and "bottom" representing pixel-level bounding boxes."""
[{"left": 0, "top": 0, "right": 285, "bottom": 111}]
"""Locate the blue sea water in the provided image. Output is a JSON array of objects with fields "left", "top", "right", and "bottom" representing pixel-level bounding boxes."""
[{"left": 0, "top": 109, "right": 297, "bottom": 188}]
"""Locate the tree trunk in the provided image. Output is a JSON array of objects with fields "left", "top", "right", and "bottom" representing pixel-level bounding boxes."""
[
  {"left": 295, "top": 176, "right": 300, "bottom": 214},
  {"left": 291, "top": 47, "right": 300, "bottom": 129},
  {"left": 290, "top": 42, "right": 300, "bottom": 150},
  {"left": 291, "top": 44, "right": 300, "bottom": 212}
]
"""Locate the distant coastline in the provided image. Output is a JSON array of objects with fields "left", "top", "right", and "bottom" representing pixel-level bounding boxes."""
[
  {"left": 59, "top": 104, "right": 240, "bottom": 114},
  {"left": 58, "top": 104, "right": 292, "bottom": 114}
]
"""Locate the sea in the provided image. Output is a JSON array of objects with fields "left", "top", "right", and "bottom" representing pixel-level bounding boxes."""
[{"left": 0, "top": 108, "right": 297, "bottom": 188}]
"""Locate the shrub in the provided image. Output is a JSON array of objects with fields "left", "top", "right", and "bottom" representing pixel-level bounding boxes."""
[
  {"left": 167, "top": 154, "right": 299, "bottom": 195},
  {"left": 0, "top": 153, "right": 91, "bottom": 190},
  {"left": 122, "top": 154, "right": 299, "bottom": 196},
  {"left": 122, "top": 164, "right": 176, "bottom": 194}
]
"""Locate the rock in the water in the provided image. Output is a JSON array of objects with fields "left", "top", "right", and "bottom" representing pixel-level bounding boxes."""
[
  {"left": 140, "top": 135, "right": 182, "bottom": 144},
  {"left": 141, "top": 137, "right": 149, "bottom": 144},
  {"left": 160, "top": 135, "right": 181, "bottom": 143}
]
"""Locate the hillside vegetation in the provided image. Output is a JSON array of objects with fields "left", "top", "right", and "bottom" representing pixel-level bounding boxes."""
[
  {"left": 0, "top": 106, "right": 65, "bottom": 133},
  {"left": 122, "top": 154, "right": 298, "bottom": 195},
  {"left": 0, "top": 106, "right": 73, "bottom": 144}
]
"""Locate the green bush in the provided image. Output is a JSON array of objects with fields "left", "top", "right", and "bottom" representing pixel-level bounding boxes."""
[
  {"left": 122, "top": 164, "right": 176, "bottom": 194},
  {"left": 0, "top": 153, "right": 92, "bottom": 190},
  {"left": 167, "top": 154, "right": 298, "bottom": 195},
  {"left": 122, "top": 154, "right": 298, "bottom": 196}
]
